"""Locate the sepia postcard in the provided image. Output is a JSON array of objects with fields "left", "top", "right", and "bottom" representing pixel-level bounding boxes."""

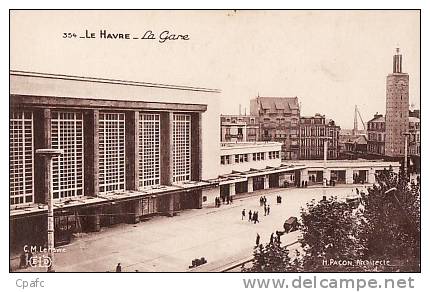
[{"left": 9, "top": 10, "right": 420, "bottom": 275}]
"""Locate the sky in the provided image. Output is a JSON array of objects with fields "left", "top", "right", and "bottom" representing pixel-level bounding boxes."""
[{"left": 10, "top": 10, "right": 420, "bottom": 129}]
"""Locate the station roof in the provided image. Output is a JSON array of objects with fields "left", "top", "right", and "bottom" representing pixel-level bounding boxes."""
[{"left": 10, "top": 181, "right": 217, "bottom": 218}]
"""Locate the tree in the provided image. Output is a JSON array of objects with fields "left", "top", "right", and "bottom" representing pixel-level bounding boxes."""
[
  {"left": 242, "top": 168, "right": 420, "bottom": 272},
  {"left": 360, "top": 167, "right": 420, "bottom": 272},
  {"left": 299, "top": 196, "right": 366, "bottom": 272},
  {"left": 242, "top": 241, "right": 301, "bottom": 272}
]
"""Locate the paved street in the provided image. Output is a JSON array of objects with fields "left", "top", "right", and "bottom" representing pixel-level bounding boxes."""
[{"left": 20, "top": 185, "right": 368, "bottom": 272}]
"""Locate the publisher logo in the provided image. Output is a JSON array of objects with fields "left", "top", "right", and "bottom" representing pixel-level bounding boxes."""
[{"left": 28, "top": 255, "right": 52, "bottom": 268}]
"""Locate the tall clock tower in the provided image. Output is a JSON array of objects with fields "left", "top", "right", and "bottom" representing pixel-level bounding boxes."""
[{"left": 385, "top": 48, "right": 409, "bottom": 157}]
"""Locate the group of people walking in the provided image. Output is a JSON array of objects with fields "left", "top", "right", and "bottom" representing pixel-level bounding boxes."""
[
  {"left": 259, "top": 196, "right": 271, "bottom": 216},
  {"left": 215, "top": 195, "right": 233, "bottom": 207},
  {"left": 241, "top": 195, "right": 275, "bottom": 224},
  {"left": 242, "top": 209, "right": 260, "bottom": 224},
  {"left": 255, "top": 231, "right": 282, "bottom": 246},
  {"left": 259, "top": 196, "right": 267, "bottom": 206}
]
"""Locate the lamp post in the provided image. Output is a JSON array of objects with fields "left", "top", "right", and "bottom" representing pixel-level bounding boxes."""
[
  {"left": 36, "top": 148, "right": 63, "bottom": 272},
  {"left": 322, "top": 136, "right": 333, "bottom": 188}
]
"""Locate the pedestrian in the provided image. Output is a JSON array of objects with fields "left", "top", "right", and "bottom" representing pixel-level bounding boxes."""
[
  {"left": 270, "top": 232, "right": 274, "bottom": 244},
  {"left": 242, "top": 209, "right": 246, "bottom": 220},
  {"left": 256, "top": 233, "right": 260, "bottom": 246},
  {"left": 264, "top": 205, "right": 267, "bottom": 216},
  {"left": 259, "top": 196, "right": 263, "bottom": 206},
  {"left": 19, "top": 251, "right": 27, "bottom": 269},
  {"left": 267, "top": 205, "right": 270, "bottom": 215},
  {"left": 356, "top": 188, "right": 359, "bottom": 195},
  {"left": 263, "top": 196, "right": 267, "bottom": 205},
  {"left": 248, "top": 210, "right": 252, "bottom": 222},
  {"left": 253, "top": 211, "right": 257, "bottom": 224},
  {"left": 255, "top": 211, "right": 259, "bottom": 223},
  {"left": 116, "top": 263, "right": 122, "bottom": 272}
]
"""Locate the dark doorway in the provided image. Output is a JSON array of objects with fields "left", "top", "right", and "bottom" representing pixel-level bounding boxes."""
[
  {"left": 220, "top": 184, "right": 230, "bottom": 199},
  {"left": 269, "top": 173, "right": 279, "bottom": 188},
  {"left": 253, "top": 176, "right": 264, "bottom": 191},
  {"left": 235, "top": 181, "right": 248, "bottom": 194}
]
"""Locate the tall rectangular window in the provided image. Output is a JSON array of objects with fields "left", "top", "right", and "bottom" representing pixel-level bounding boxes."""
[
  {"left": 10, "top": 111, "right": 34, "bottom": 206},
  {"left": 172, "top": 114, "right": 191, "bottom": 182},
  {"left": 99, "top": 112, "right": 126, "bottom": 193},
  {"left": 51, "top": 112, "right": 84, "bottom": 199},
  {"left": 138, "top": 113, "right": 160, "bottom": 188}
]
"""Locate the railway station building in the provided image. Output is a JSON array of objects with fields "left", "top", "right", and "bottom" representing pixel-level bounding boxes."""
[{"left": 10, "top": 71, "right": 220, "bottom": 250}]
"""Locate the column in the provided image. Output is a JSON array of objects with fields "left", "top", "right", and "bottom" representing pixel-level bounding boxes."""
[
  {"left": 264, "top": 175, "right": 269, "bottom": 189},
  {"left": 229, "top": 183, "right": 236, "bottom": 197},
  {"left": 191, "top": 112, "right": 202, "bottom": 181},
  {"left": 368, "top": 168, "right": 376, "bottom": 184},
  {"left": 167, "top": 193, "right": 179, "bottom": 217},
  {"left": 300, "top": 169, "right": 309, "bottom": 185},
  {"left": 125, "top": 111, "right": 139, "bottom": 190},
  {"left": 89, "top": 207, "right": 101, "bottom": 232},
  {"left": 84, "top": 109, "right": 100, "bottom": 197},
  {"left": 346, "top": 168, "right": 353, "bottom": 184},
  {"left": 323, "top": 169, "right": 331, "bottom": 184},
  {"left": 195, "top": 190, "right": 203, "bottom": 209},
  {"left": 160, "top": 112, "right": 173, "bottom": 185},
  {"left": 127, "top": 200, "right": 142, "bottom": 224},
  {"left": 247, "top": 177, "right": 254, "bottom": 193}
]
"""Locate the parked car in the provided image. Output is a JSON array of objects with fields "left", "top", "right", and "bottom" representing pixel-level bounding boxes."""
[{"left": 283, "top": 216, "right": 298, "bottom": 233}]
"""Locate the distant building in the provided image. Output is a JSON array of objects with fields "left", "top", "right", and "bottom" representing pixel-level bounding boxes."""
[
  {"left": 299, "top": 113, "right": 340, "bottom": 159},
  {"left": 250, "top": 96, "right": 300, "bottom": 160},
  {"left": 408, "top": 116, "right": 420, "bottom": 156},
  {"left": 344, "top": 135, "right": 368, "bottom": 154},
  {"left": 220, "top": 115, "right": 260, "bottom": 142},
  {"left": 385, "top": 48, "right": 410, "bottom": 157},
  {"left": 339, "top": 129, "right": 367, "bottom": 159},
  {"left": 367, "top": 113, "right": 386, "bottom": 156},
  {"left": 366, "top": 112, "right": 420, "bottom": 157}
]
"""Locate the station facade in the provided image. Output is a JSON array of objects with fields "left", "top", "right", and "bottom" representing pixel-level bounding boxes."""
[{"left": 10, "top": 71, "right": 220, "bottom": 250}]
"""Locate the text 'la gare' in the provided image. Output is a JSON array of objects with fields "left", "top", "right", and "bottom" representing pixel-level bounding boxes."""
[{"left": 83, "top": 30, "right": 190, "bottom": 43}]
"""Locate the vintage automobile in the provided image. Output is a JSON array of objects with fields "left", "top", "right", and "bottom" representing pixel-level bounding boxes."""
[{"left": 283, "top": 216, "right": 298, "bottom": 233}]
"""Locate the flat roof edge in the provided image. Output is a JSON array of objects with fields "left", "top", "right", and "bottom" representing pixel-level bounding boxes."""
[{"left": 10, "top": 70, "right": 221, "bottom": 94}]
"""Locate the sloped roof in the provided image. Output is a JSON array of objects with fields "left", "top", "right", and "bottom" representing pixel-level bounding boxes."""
[
  {"left": 340, "top": 134, "right": 367, "bottom": 144},
  {"left": 368, "top": 115, "right": 385, "bottom": 123},
  {"left": 257, "top": 97, "right": 299, "bottom": 111},
  {"left": 343, "top": 135, "right": 368, "bottom": 145}
]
